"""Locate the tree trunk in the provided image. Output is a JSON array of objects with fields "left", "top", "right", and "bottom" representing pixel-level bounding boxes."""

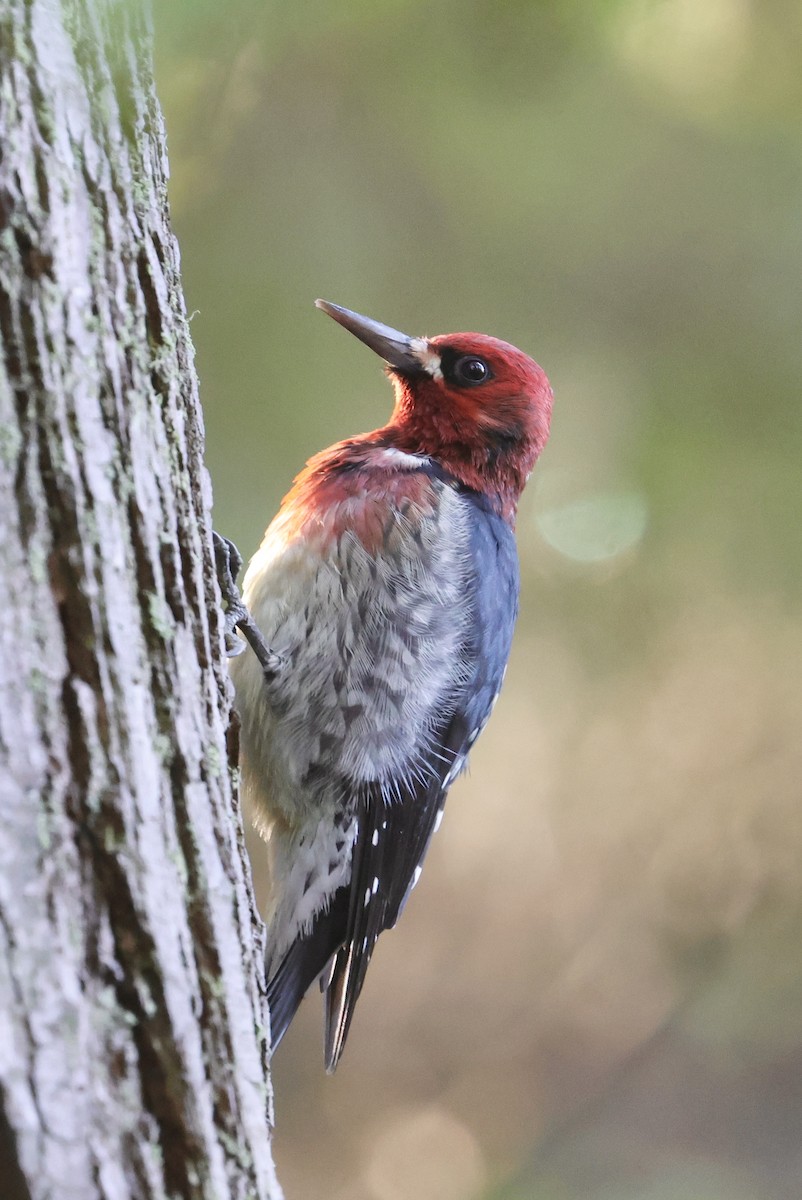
[{"left": 0, "top": 2, "right": 280, "bottom": 1197}]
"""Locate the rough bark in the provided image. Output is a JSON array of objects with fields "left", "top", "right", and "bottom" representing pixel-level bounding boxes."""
[{"left": 0, "top": 2, "right": 280, "bottom": 1198}]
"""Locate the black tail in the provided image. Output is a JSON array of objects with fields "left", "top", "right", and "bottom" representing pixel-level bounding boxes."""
[{"left": 266, "top": 888, "right": 350, "bottom": 1052}]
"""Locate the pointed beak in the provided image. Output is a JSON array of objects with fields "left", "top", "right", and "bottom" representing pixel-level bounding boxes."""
[{"left": 315, "top": 299, "right": 427, "bottom": 374}]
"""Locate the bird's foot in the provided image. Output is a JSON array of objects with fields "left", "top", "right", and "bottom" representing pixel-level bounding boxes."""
[
  {"left": 213, "top": 532, "right": 284, "bottom": 679},
  {"left": 214, "top": 532, "right": 247, "bottom": 657}
]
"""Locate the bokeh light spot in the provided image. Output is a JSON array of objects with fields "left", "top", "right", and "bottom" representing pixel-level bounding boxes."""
[
  {"left": 614, "top": 0, "right": 750, "bottom": 112},
  {"left": 536, "top": 490, "right": 649, "bottom": 564},
  {"left": 362, "top": 1105, "right": 486, "bottom": 1200}
]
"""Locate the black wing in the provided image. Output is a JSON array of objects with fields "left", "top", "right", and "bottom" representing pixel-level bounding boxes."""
[{"left": 264, "top": 709, "right": 468, "bottom": 1062}]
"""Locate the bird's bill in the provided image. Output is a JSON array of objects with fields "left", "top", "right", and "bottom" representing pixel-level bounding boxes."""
[{"left": 315, "top": 299, "right": 430, "bottom": 374}]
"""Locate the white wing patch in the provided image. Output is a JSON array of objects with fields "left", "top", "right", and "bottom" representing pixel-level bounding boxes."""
[{"left": 379, "top": 448, "right": 431, "bottom": 470}]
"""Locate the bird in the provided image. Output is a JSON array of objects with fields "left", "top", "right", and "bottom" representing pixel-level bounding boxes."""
[{"left": 227, "top": 299, "right": 553, "bottom": 1072}]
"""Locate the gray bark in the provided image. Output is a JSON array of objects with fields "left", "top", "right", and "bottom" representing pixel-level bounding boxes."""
[{"left": 0, "top": 2, "right": 280, "bottom": 1198}]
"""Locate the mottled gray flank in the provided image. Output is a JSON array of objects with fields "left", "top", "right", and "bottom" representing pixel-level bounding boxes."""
[
  {"left": 0, "top": 3, "right": 279, "bottom": 1199},
  {"left": 233, "top": 475, "right": 470, "bottom": 968}
]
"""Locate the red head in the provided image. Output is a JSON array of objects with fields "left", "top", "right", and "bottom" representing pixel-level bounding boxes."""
[{"left": 317, "top": 301, "right": 553, "bottom": 524}]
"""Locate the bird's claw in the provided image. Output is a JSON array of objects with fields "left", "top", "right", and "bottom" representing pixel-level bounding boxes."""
[
  {"left": 213, "top": 532, "right": 284, "bottom": 679},
  {"left": 214, "top": 533, "right": 249, "bottom": 657}
]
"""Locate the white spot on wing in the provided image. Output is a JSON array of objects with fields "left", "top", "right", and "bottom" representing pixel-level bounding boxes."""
[
  {"left": 444, "top": 753, "right": 465, "bottom": 786},
  {"left": 372, "top": 876, "right": 379, "bottom": 894},
  {"left": 371, "top": 829, "right": 379, "bottom": 847},
  {"left": 433, "top": 808, "right": 444, "bottom": 833},
  {"left": 411, "top": 866, "right": 422, "bottom": 889},
  {"left": 364, "top": 887, "right": 371, "bottom": 907}
]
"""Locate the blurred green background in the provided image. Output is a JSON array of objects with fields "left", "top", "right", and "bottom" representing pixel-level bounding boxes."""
[{"left": 156, "top": 2, "right": 802, "bottom": 1197}]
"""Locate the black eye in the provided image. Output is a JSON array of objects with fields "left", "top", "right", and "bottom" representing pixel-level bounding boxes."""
[{"left": 453, "top": 355, "right": 491, "bottom": 386}]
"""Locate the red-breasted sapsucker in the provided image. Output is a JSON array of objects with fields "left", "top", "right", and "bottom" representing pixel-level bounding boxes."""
[{"left": 229, "top": 301, "right": 553, "bottom": 1071}]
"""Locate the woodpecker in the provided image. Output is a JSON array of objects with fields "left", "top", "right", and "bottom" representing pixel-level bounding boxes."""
[{"left": 227, "top": 300, "right": 553, "bottom": 1072}]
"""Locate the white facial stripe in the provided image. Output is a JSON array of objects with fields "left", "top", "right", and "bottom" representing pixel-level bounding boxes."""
[{"left": 410, "top": 338, "right": 442, "bottom": 380}]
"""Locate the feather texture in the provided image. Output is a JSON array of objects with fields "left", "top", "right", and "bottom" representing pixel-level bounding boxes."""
[{"left": 231, "top": 446, "right": 517, "bottom": 1067}]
